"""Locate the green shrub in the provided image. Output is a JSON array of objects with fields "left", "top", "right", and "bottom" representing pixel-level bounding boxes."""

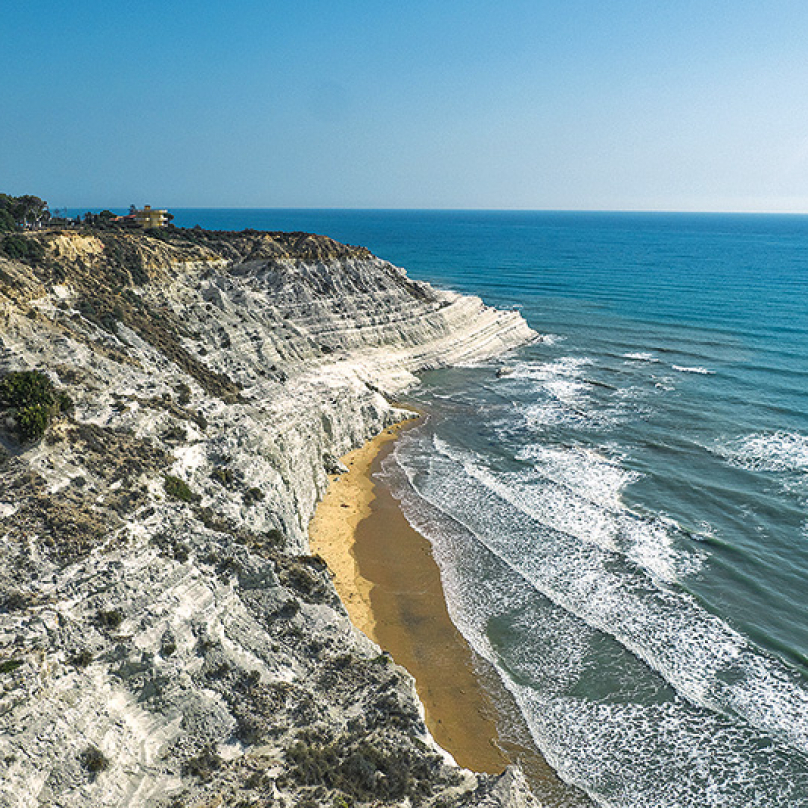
[
  {"left": 16, "top": 404, "right": 50, "bottom": 441},
  {"left": 79, "top": 745, "right": 109, "bottom": 775},
  {"left": 0, "top": 369, "right": 54, "bottom": 409},
  {"left": 0, "top": 370, "right": 71, "bottom": 442},
  {"left": 0, "top": 234, "right": 45, "bottom": 263},
  {"left": 211, "top": 466, "right": 235, "bottom": 487},
  {"left": 176, "top": 382, "right": 192, "bottom": 406},
  {"left": 0, "top": 208, "right": 16, "bottom": 232},
  {"left": 286, "top": 739, "right": 434, "bottom": 802},
  {"left": 164, "top": 474, "right": 198, "bottom": 503},
  {"left": 243, "top": 486, "right": 265, "bottom": 506},
  {"left": 96, "top": 609, "right": 124, "bottom": 629},
  {"left": 57, "top": 391, "right": 74, "bottom": 413},
  {"left": 264, "top": 528, "right": 286, "bottom": 548},
  {"left": 68, "top": 650, "right": 94, "bottom": 667},
  {"left": 0, "top": 659, "right": 23, "bottom": 674},
  {"left": 162, "top": 424, "right": 187, "bottom": 443},
  {"left": 182, "top": 745, "right": 222, "bottom": 781}
]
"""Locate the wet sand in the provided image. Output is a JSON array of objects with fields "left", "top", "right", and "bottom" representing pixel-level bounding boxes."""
[
  {"left": 309, "top": 416, "right": 506, "bottom": 772},
  {"left": 309, "top": 418, "right": 590, "bottom": 802},
  {"left": 355, "top": 433, "right": 510, "bottom": 773}
]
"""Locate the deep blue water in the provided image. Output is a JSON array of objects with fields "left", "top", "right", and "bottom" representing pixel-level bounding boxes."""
[{"left": 171, "top": 209, "right": 808, "bottom": 807}]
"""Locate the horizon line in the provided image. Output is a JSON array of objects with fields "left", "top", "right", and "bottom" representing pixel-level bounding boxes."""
[{"left": 55, "top": 206, "right": 808, "bottom": 217}]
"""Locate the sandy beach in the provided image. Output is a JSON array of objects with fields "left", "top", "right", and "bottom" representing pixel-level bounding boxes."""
[
  {"left": 309, "top": 415, "right": 509, "bottom": 773},
  {"left": 309, "top": 417, "right": 594, "bottom": 804}
]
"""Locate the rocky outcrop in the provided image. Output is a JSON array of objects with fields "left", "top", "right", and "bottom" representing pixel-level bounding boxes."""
[{"left": 0, "top": 228, "right": 539, "bottom": 807}]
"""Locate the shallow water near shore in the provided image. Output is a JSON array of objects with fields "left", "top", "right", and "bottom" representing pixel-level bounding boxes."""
[{"left": 175, "top": 209, "right": 808, "bottom": 806}]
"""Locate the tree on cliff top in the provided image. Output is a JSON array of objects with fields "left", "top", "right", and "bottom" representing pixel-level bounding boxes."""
[{"left": 0, "top": 193, "right": 49, "bottom": 230}]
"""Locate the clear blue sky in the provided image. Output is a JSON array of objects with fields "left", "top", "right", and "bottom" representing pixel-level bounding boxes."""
[{"left": 4, "top": 1, "right": 808, "bottom": 211}]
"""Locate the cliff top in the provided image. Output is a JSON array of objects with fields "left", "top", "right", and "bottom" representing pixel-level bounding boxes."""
[{"left": 0, "top": 225, "right": 373, "bottom": 287}]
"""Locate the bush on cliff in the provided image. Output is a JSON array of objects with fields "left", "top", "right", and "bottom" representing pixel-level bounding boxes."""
[
  {"left": 163, "top": 473, "right": 199, "bottom": 503},
  {"left": 79, "top": 745, "right": 110, "bottom": 777},
  {"left": 0, "top": 208, "right": 16, "bottom": 232},
  {"left": 285, "top": 735, "right": 444, "bottom": 803},
  {"left": 0, "top": 234, "right": 46, "bottom": 264},
  {"left": 0, "top": 370, "right": 72, "bottom": 442}
]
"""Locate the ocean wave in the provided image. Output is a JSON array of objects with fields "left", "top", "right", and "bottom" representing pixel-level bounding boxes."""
[
  {"left": 495, "top": 356, "right": 624, "bottom": 430},
  {"left": 652, "top": 375, "right": 676, "bottom": 391},
  {"left": 717, "top": 431, "right": 808, "bottom": 474},
  {"left": 502, "top": 356, "right": 592, "bottom": 383},
  {"left": 443, "top": 438, "right": 701, "bottom": 584},
  {"left": 515, "top": 444, "right": 636, "bottom": 508},
  {"left": 672, "top": 365, "right": 715, "bottom": 375},
  {"left": 517, "top": 400, "right": 593, "bottom": 429},
  {"left": 622, "top": 352, "right": 661, "bottom": 363},
  {"left": 391, "top": 431, "right": 808, "bottom": 760},
  {"left": 539, "top": 333, "right": 564, "bottom": 345},
  {"left": 382, "top": 439, "right": 808, "bottom": 806}
]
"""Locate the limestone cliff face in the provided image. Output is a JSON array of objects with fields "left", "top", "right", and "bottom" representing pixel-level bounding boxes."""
[{"left": 0, "top": 229, "right": 539, "bottom": 808}]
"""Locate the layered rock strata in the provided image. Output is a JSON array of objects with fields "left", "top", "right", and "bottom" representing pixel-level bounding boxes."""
[{"left": 0, "top": 228, "right": 538, "bottom": 808}]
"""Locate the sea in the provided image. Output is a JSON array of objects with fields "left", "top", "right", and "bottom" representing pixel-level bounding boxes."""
[{"left": 173, "top": 209, "right": 808, "bottom": 806}]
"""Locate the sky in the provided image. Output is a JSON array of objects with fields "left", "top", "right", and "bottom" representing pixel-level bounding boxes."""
[{"left": 3, "top": 0, "right": 808, "bottom": 212}]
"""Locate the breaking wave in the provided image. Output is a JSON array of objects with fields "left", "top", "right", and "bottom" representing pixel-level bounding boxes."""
[
  {"left": 717, "top": 431, "right": 808, "bottom": 474},
  {"left": 382, "top": 425, "right": 808, "bottom": 806}
]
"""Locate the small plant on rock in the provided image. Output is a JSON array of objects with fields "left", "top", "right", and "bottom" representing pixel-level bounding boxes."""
[
  {"left": 164, "top": 474, "right": 198, "bottom": 503},
  {"left": 0, "top": 659, "right": 23, "bottom": 675},
  {"left": 176, "top": 382, "right": 192, "bottom": 405},
  {"left": 79, "top": 745, "right": 109, "bottom": 776},
  {"left": 242, "top": 486, "right": 265, "bottom": 506},
  {"left": 182, "top": 744, "right": 223, "bottom": 781},
  {"left": 0, "top": 370, "right": 72, "bottom": 442},
  {"left": 96, "top": 609, "right": 124, "bottom": 629},
  {"left": 210, "top": 466, "right": 235, "bottom": 487},
  {"left": 68, "top": 649, "right": 94, "bottom": 667}
]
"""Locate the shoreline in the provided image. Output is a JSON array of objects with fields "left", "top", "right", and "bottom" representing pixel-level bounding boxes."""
[
  {"left": 309, "top": 416, "right": 593, "bottom": 805},
  {"left": 309, "top": 415, "right": 508, "bottom": 773}
]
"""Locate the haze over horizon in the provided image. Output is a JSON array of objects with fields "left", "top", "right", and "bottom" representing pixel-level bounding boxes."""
[{"left": 4, "top": 1, "right": 808, "bottom": 213}]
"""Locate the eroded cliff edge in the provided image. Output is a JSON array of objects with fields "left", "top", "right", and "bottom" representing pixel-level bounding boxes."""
[{"left": 0, "top": 228, "right": 538, "bottom": 808}]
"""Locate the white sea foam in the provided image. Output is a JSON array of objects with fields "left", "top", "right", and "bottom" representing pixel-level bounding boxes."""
[
  {"left": 383, "top": 436, "right": 808, "bottom": 806},
  {"left": 497, "top": 356, "right": 624, "bottom": 429},
  {"left": 505, "top": 356, "right": 592, "bottom": 383},
  {"left": 672, "top": 365, "right": 715, "bottom": 375},
  {"left": 391, "top": 431, "right": 808, "bottom": 761},
  {"left": 540, "top": 333, "right": 564, "bottom": 345},
  {"left": 515, "top": 444, "right": 636, "bottom": 509},
  {"left": 694, "top": 521, "right": 717, "bottom": 541},
  {"left": 653, "top": 376, "right": 676, "bottom": 391},
  {"left": 717, "top": 431, "right": 808, "bottom": 474},
  {"left": 623, "top": 352, "right": 661, "bottom": 363},
  {"left": 544, "top": 378, "right": 590, "bottom": 404},
  {"left": 519, "top": 399, "right": 591, "bottom": 429},
  {"left": 442, "top": 438, "right": 700, "bottom": 585}
]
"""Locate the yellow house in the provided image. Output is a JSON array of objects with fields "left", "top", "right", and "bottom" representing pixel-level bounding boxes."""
[{"left": 133, "top": 205, "right": 169, "bottom": 228}]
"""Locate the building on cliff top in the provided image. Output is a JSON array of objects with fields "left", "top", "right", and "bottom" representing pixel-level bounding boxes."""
[{"left": 134, "top": 205, "right": 170, "bottom": 228}]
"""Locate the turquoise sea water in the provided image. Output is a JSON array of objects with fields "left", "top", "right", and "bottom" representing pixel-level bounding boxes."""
[{"left": 173, "top": 210, "right": 808, "bottom": 806}]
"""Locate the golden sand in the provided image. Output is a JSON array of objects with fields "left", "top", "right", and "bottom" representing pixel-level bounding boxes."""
[
  {"left": 309, "top": 418, "right": 590, "bottom": 803},
  {"left": 309, "top": 416, "right": 506, "bottom": 772},
  {"left": 307, "top": 422, "right": 408, "bottom": 641}
]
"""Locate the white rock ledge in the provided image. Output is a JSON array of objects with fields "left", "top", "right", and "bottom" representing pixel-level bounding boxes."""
[{"left": 0, "top": 231, "right": 543, "bottom": 808}]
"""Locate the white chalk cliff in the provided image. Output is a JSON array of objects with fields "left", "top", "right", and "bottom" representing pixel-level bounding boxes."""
[{"left": 0, "top": 228, "right": 539, "bottom": 807}]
